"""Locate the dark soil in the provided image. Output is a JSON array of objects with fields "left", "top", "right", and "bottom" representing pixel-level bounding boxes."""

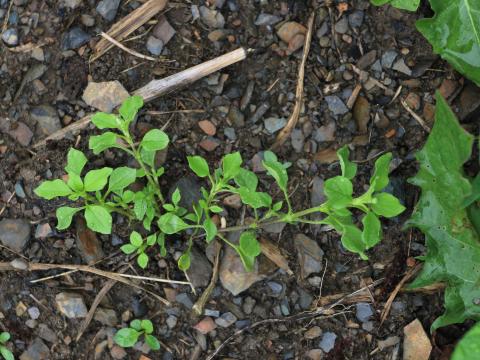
[{"left": 1, "top": 0, "right": 477, "bottom": 359}]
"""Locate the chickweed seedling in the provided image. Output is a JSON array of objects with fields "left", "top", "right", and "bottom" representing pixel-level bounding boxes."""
[
  {"left": 0, "top": 332, "right": 14, "bottom": 360},
  {"left": 35, "top": 96, "right": 405, "bottom": 272},
  {"left": 114, "top": 319, "right": 160, "bottom": 351}
]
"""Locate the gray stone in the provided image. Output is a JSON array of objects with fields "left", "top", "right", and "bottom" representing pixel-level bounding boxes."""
[
  {"left": 264, "top": 117, "right": 287, "bottom": 134},
  {"left": 215, "top": 312, "right": 237, "bottom": 327},
  {"left": 61, "top": 27, "right": 91, "bottom": 50},
  {"left": 199, "top": 6, "right": 225, "bottom": 28},
  {"left": 291, "top": 129, "right": 304, "bottom": 152},
  {"left": 2, "top": 28, "right": 18, "bottom": 46},
  {"left": 355, "top": 302, "right": 373, "bottom": 322},
  {"left": 262, "top": 222, "right": 287, "bottom": 234},
  {"left": 152, "top": 15, "right": 176, "bottom": 45},
  {"left": 166, "top": 315, "right": 177, "bottom": 328},
  {"left": 35, "top": 223, "right": 53, "bottom": 239},
  {"left": 392, "top": 58, "right": 412, "bottom": 75},
  {"left": 298, "top": 288, "right": 313, "bottom": 309},
  {"left": 81, "top": 14, "right": 95, "bottom": 27},
  {"left": 146, "top": 36, "right": 164, "bottom": 56},
  {"left": 20, "top": 338, "right": 50, "bottom": 360},
  {"left": 334, "top": 17, "right": 349, "bottom": 34},
  {"left": 348, "top": 10, "right": 364, "bottom": 28},
  {"left": 228, "top": 105, "right": 245, "bottom": 126},
  {"left": 313, "top": 121, "right": 336, "bottom": 142},
  {"left": 186, "top": 246, "right": 213, "bottom": 288},
  {"left": 356, "top": 50, "right": 377, "bottom": 70},
  {"left": 0, "top": 218, "right": 31, "bottom": 252},
  {"left": 254, "top": 13, "right": 282, "bottom": 26},
  {"left": 381, "top": 50, "right": 398, "bottom": 69},
  {"left": 37, "top": 324, "right": 57, "bottom": 343},
  {"left": 325, "top": 96, "right": 348, "bottom": 115},
  {"left": 28, "top": 306, "right": 40, "bottom": 320},
  {"left": 82, "top": 81, "right": 129, "bottom": 112},
  {"left": 61, "top": 0, "right": 82, "bottom": 9},
  {"left": 267, "top": 281, "right": 283, "bottom": 294},
  {"left": 15, "top": 182, "right": 26, "bottom": 198},
  {"left": 219, "top": 232, "right": 266, "bottom": 295},
  {"left": 31, "top": 105, "right": 61, "bottom": 136},
  {"left": 96, "top": 0, "right": 121, "bottom": 21},
  {"left": 250, "top": 102, "right": 270, "bottom": 123},
  {"left": 319, "top": 332, "right": 337, "bottom": 353},
  {"left": 310, "top": 177, "right": 326, "bottom": 206},
  {"left": 224, "top": 127, "right": 236, "bottom": 141},
  {"left": 243, "top": 297, "right": 256, "bottom": 315},
  {"left": 175, "top": 293, "right": 193, "bottom": 309},
  {"left": 362, "top": 321, "right": 374, "bottom": 332},
  {"left": 168, "top": 177, "right": 202, "bottom": 212},
  {"left": 94, "top": 308, "right": 118, "bottom": 326},
  {"left": 294, "top": 234, "right": 324, "bottom": 279},
  {"left": 55, "top": 292, "right": 88, "bottom": 318}
]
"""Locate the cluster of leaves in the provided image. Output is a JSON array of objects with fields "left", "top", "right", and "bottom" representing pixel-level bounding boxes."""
[
  {"left": 0, "top": 332, "right": 13, "bottom": 360},
  {"left": 371, "top": 0, "right": 480, "bottom": 86},
  {"left": 34, "top": 96, "right": 405, "bottom": 274},
  {"left": 114, "top": 319, "right": 160, "bottom": 351},
  {"left": 406, "top": 92, "right": 480, "bottom": 330}
]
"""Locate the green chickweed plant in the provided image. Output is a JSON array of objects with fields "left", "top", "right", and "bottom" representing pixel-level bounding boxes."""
[
  {"left": 114, "top": 319, "right": 160, "bottom": 351},
  {"left": 0, "top": 332, "right": 13, "bottom": 360},
  {"left": 34, "top": 95, "right": 405, "bottom": 272}
]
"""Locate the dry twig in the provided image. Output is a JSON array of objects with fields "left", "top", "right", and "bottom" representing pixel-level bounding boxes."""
[
  {"left": 92, "top": 0, "right": 168, "bottom": 61},
  {"left": 400, "top": 99, "right": 431, "bottom": 133},
  {"left": 259, "top": 237, "right": 293, "bottom": 276},
  {"left": 99, "top": 32, "right": 157, "bottom": 61},
  {"left": 270, "top": 12, "right": 315, "bottom": 151}
]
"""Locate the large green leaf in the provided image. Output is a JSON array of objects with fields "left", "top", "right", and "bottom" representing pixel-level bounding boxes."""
[
  {"left": 370, "top": 0, "right": 420, "bottom": 11},
  {"left": 416, "top": 0, "right": 480, "bottom": 86},
  {"left": 451, "top": 322, "right": 480, "bottom": 359},
  {"left": 407, "top": 92, "right": 480, "bottom": 330}
]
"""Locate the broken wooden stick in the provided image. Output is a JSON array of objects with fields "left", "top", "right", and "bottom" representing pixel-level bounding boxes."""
[
  {"left": 92, "top": 0, "right": 168, "bottom": 61},
  {"left": 270, "top": 12, "right": 315, "bottom": 151},
  {"left": 33, "top": 47, "right": 249, "bottom": 148},
  {"left": 0, "top": 260, "right": 171, "bottom": 305},
  {"left": 259, "top": 237, "right": 293, "bottom": 276}
]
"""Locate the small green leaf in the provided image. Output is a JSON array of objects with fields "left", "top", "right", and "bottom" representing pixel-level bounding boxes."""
[
  {"left": 140, "top": 148, "right": 155, "bottom": 168},
  {"left": 371, "top": 193, "right": 405, "bottom": 218},
  {"left": 92, "top": 112, "right": 121, "bottom": 129},
  {"left": 324, "top": 176, "right": 353, "bottom": 209},
  {"left": 34, "top": 179, "right": 72, "bottom": 200},
  {"left": 65, "top": 148, "right": 87, "bottom": 176},
  {"left": 108, "top": 167, "right": 136, "bottom": 193},
  {"left": 234, "top": 168, "right": 258, "bottom": 191},
  {"left": 119, "top": 95, "right": 143, "bottom": 124},
  {"left": 236, "top": 247, "right": 256, "bottom": 272},
  {"left": 341, "top": 225, "right": 367, "bottom": 260},
  {"left": 145, "top": 334, "right": 161, "bottom": 351},
  {"left": 89, "top": 132, "right": 119, "bottom": 154},
  {"left": 163, "top": 204, "right": 175, "bottom": 212},
  {"left": 122, "top": 190, "right": 135, "bottom": 203},
  {"left": 121, "top": 244, "right": 137, "bottom": 254},
  {"left": 272, "top": 201, "right": 283, "bottom": 211},
  {"left": 222, "top": 152, "right": 242, "bottom": 180},
  {"left": 84, "top": 167, "right": 113, "bottom": 192},
  {"left": 114, "top": 328, "right": 140, "bottom": 348},
  {"left": 157, "top": 213, "right": 190, "bottom": 234},
  {"left": 67, "top": 173, "right": 83, "bottom": 192},
  {"left": 84, "top": 205, "right": 112, "bottom": 234},
  {"left": 157, "top": 233, "right": 167, "bottom": 257},
  {"left": 209, "top": 205, "right": 223, "bottom": 213},
  {"left": 370, "top": 153, "right": 392, "bottom": 191},
  {"left": 178, "top": 252, "right": 191, "bottom": 271},
  {"left": 141, "top": 319, "right": 154, "bottom": 333},
  {"left": 0, "top": 347, "right": 14, "bottom": 360},
  {"left": 56, "top": 206, "right": 81, "bottom": 230},
  {"left": 140, "top": 129, "right": 169, "bottom": 151},
  {"left": 239, "top": 231, "right": 261, "bottom": 258},
  {"left": 130, "top": 231, "right": 143, "bottom": 247},
  {"left": 130, "top": 319, "right": 142, "bottom": 330},
  {"left": 137, "top": 253, "right": 149, "bottom": 269},
  {"left": 238, "top": 188, "right": 272, "bottom": 209},
  {"left": 172, "top": 188, "right": 181, "bottom": 206},
  {"left": 263, "top": 154, "right": 288, "bottom": 192},
  {"left": 146, "top": 234, "right": 156, "bottom": 246},
  {"left": 203, "top": 218, "right": 217, "bottom": 243},
  {"left": 337, "top": 146, "right": 357, "bottom": 180},
  {"left": 187, "top": 156, "right": 209, "bottom": 177},
  {"left": 0, "top": 332, "right": 10, "bottom": 343},
  {"left": 361, "top": 212, "right": 381, "bottom": 248}
]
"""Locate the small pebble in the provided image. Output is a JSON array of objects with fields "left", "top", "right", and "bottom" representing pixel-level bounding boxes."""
[
  {"left": 146, "top": 36, "right": 163, "bottom": 56},
  {"left": 2, "top": 28, "right": 18, "bottom": 46}
]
